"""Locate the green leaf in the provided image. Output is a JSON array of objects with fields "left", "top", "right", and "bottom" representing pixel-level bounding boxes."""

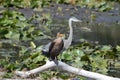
[
  {"left": 101, "top": 45, "right": 111, "bottom": 51},
  {"left": 5, "top": 63, "right": 16, "bottom": 71},
  {"left": 5, "top": 31, "right": 20, "bottom": 40},
  {"left": 15, "top": 21, "right": 29, "bottom": 28},
  {"left": 29, "top": 63, "right": 38, "bottom": 69},
  {"left": 62, "top": 53, "right": 72, "bottom": 60},
  {"left": 33, "top": 55, "right": 44, "bottom": 63},
  {"left": 0, "top": 29, "right": 8, "bottom": 34},
  {"left": 74, "top": 49, "right": 84, "bottom": 56},
  {"left": 81, "top": 55, "right": 90, "bottom": 62},
  {"left": 116, "top": 45, "right": 120, "bottom": 51},
  {"left": 1, "top": 19, "right": 13, "bottom": 26},
  {"left": 28, "top": 27, "right": 34, "bottom": 33},
  {"left": 18, "top": 15, "right": 26, "bottom": 21}
]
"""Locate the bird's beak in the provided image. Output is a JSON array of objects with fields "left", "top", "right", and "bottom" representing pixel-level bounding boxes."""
[{"left": 78, "top": 19, "right": 82, "bottom": 22}]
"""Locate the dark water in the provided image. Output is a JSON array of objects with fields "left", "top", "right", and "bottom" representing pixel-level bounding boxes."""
[
  {"left": 49, "top": 19, "right": 120, "bottom": 46},
  {"left": 74, "top": 23, "right": 120, "bottom": 46},
  {"left": 34, "top": 3, "right": 120, "bottom": 46}
]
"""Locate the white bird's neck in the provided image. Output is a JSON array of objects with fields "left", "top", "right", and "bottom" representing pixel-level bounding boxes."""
[
  {"left": 67, "top": 19, "right": 73, "bottom": 45},
  {"left": 63, "top": 18, "right": 74, "bottom": 49},
  {"left": 64, "top": 17, "right": 80, "bottom": 49}
]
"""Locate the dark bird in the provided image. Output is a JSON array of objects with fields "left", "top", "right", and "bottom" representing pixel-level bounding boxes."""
[
  {"left": 42, "top": 17, "right": 81, "bottom": 60},
  {"left": 49, "top": 33, "right": 64, "bottom": 60},
  {"left": 42, "top": 33, "right": 64, "bottom": 60}
]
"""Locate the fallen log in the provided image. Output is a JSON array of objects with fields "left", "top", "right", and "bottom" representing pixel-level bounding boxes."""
[{"left": 15, "top": 60, "right": 120, "bottom": 80}]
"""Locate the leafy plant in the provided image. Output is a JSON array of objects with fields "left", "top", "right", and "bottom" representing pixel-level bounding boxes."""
[
  {"left": 0, "top": 0, "right": 115, "bottom": 11},
  {"left": 0, "top": 10, "right": 49, "bottom": 41}
]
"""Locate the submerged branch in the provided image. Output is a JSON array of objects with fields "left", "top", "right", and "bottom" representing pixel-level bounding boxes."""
[{"left": 15, "top": 60, "right": 120, "bottom": 80}]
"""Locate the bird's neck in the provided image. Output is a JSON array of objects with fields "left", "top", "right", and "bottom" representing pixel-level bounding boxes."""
[
  {"left": 63, "top": 19, "right": 73, "bottom": 49},
  {"left": 68, "top": 19, "right": 73, "bottom": 42}
]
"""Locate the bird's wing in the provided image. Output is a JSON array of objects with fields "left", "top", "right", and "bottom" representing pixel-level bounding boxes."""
[
  {"left": 42, "top": 42, "right": 52, "bottom": 57},
  {"left": 42, "top": 42, "right": 52, "bottom": 52},
  {"left": 60, "top": 39, "right": 65, "bottom": 52},
  {"left": 49, "top": 41, "right": 55, "bottom": 53}
]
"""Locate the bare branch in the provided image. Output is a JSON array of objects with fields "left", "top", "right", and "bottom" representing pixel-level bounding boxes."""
[{"left": 15, "top": 60, "right": 120, "bottom": 80}]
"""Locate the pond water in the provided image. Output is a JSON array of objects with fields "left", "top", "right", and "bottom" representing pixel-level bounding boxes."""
[
  {"left": 34, "top": 3, "right": 120, "bottom": 46},
  {"left": 49, "top": 19, "right": 120, "bottom": 46},
  {"left": 1, "top": 4, "right": 119, "bottom": 46}
]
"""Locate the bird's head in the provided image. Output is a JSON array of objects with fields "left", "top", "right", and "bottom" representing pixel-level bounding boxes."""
[
  {"left": 70, "top": 17, "right": 82, "bottom": 22},
  {"left": 57, "top": 32, "right": 65, "bottom": 39}
]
